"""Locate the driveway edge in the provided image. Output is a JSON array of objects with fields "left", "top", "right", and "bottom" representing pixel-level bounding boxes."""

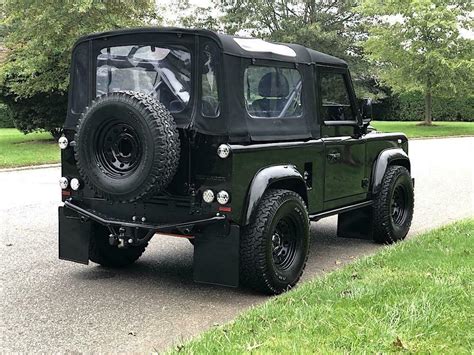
[{"left": 0, "top": 163, "right": 60, "bottom": 173}]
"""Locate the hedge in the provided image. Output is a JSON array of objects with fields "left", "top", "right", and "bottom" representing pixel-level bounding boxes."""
[
  {"left": 0, "top": 104, "right": 14, "bottom": 128},
  {"left": 373, "top": 92, "right": 474, "bottom": 122}
]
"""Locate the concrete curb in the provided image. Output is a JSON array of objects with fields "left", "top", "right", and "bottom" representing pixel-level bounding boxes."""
[{"left": 0, "top": 163, "right": 60, "bottom": 173}]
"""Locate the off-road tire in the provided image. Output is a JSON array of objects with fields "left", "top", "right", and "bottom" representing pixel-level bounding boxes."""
[
  {"left": 372, "top": 165, "right": 414, "bottom": 244},
  {"left": 240, "top": 189, "right": 310, "bottom": 294},
  {"left": 89, "top": 223, "right": 148, "bottom": 267},
  {"left": 74, "top": 91, "right": 180, "bottom": 203}
]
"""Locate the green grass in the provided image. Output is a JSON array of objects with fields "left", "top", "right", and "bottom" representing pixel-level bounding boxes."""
[
  {"left": 173, "top": 219, "right": 474, "bottom": 354},
  {"left": 0, "top": 128, "right": 59, "bottom": 168},
  {"left": 372, "top": 121, "right": 474, "bottom": 138}
]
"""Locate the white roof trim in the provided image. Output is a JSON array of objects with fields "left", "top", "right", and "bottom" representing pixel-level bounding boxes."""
[{"left": 233, "top": 38, "right": 297, "bottom": 57}]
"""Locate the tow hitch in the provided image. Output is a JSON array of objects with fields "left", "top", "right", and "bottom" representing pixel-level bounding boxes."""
[{"left": 107, "top": 226, "right": 155, "bottom": 248}]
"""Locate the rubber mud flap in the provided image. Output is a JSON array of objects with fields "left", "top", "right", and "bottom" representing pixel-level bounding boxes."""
[
  {"left": 337, "top": 206, "right": 373, "bottom": 240},
  {"left": 58, "top": 206, "right": 91, "bottom": 264},
  {"left": 193, "top": 223, "right": 239, "bottom": 287}
]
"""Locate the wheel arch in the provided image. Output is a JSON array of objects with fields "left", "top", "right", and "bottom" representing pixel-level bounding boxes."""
[
  {"left": 371, "top": 148, "right": 411, "bottom": 195},
  {"left": 242, "top": 165, "right": 308, "bottom": 225}
]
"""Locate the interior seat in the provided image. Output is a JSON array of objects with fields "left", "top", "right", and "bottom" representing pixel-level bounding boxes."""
[{"left": 252, "top": 72, "right": 289, "bottom": 117}]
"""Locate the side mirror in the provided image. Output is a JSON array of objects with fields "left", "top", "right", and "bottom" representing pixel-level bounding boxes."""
[{"left": 358, "top": 98, "right": 373, "bottom": 124}]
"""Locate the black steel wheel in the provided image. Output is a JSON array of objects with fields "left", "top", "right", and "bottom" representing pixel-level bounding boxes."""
[
  {"left": 74, "top": 91, "right": 180, "bottom": 203},
  {"left": 240, "top": 189, "right": 310, "bottom": 295},
  {"left": 372, "top": 165, "right": 414, "bottom": 244},
  {"left": 94, "top": 121, "right": 142, "bottom": 178},
  {"left": 89, "top": 223, "right": 148, "bottom": 267}
]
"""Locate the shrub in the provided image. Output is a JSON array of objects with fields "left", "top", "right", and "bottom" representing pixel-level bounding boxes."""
[
  {"left": 0, "top": 104, "right": 14, "bottom": 128},
  {"left": 373, "top": 92, "right": 474, "bottom": 122},
  {"left": 2, "top": 92, "right": 67, "bottom": 138}
]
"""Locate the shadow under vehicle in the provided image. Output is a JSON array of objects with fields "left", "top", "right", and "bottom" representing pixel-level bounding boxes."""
[{"left": 58, "top": 28, "right": 414, "bottom": 294}]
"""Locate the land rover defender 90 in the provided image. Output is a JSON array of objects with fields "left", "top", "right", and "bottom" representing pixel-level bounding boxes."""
[{"left": 58, "top": 28, "right": 414, "bottom": 294}]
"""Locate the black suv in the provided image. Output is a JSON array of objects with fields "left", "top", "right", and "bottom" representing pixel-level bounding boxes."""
[{"left": 58, "top": 28, "right": 414, "bottom": 294}]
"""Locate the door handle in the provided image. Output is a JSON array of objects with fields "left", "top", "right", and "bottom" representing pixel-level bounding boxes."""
[{"left": 327, "top": 152, "right": 341, "bottom": 163}]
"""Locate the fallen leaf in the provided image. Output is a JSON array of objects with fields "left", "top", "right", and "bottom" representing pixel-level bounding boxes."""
[
  {"left": 335, "top": 260, "right": 342, "bottom": 265},
  {"left": 393, "top": 336, "right": 406, "bottom": 349}
]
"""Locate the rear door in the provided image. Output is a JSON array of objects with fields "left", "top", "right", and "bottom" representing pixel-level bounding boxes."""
[{"left": 318, "top": 68, "right": 368, "bottom": 205}]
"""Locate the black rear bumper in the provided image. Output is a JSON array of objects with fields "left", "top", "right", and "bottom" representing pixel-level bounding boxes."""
[{"left": 63, "top": 199, "right": 226, "bottom": 231}]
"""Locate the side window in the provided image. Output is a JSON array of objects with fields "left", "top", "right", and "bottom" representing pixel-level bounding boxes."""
[
  {"left": 320, "top": 72, "right": 355, "bottom": 122},
  {"left": 245, "top": 65, "right": 302, "bottom": 118},
  {"left": 201, "top": 43, "right": 220, "bottom": 117}
]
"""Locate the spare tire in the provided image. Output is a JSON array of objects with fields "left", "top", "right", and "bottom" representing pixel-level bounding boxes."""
[{"left": 74, "top": 91, "right": 180, "bottom": 203}]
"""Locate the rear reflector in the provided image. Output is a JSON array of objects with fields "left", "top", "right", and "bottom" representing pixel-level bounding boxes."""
[
  {"left": 62, "top": 190, "right": 71, "bottom": 197},
  {"left": 218, "top": 206, "right": 232, "bottom": 212}
]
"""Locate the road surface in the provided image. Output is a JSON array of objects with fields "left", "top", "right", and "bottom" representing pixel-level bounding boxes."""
[{"left": 1, "top": 137, "right": 473, "bottom": 352}]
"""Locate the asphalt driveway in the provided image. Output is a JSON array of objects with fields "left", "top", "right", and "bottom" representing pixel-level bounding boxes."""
[{"left": 0, "top": 137, "right": 472, "bottom": 352}]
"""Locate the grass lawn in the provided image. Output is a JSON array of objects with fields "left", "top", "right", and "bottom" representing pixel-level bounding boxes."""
[
  {"left": 174, "top": 219, "right": 474, "bottom": 354},
  {"left": 0, "top": 128, "right": 59, "bottom": 168},
  {"left": 372, "top": 121, "right": 474, "bottom": 138}
]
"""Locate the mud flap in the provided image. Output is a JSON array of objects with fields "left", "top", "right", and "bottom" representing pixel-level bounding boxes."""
[
  {"left": 58, "top": 206, "right": 90, "bottom": 264},
  {"left": 337, "top": 206, "right": 374, "bottom": 240},
  {"left": 193, "top": 222, "right": 240, "bottom": 287}
]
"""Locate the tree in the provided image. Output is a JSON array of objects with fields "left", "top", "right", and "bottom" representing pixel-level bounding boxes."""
[
  {"left": 360, "top": 0, "right": 473, "bottom": 124},
  {"left": 180, "top": 0, "right": 374, "bottom": 95},
  {"left": 0, "top": 0, "right": 158, "bottom": 137}
]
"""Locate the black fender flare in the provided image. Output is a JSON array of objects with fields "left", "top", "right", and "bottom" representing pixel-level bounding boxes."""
[
  {"left": 242, "top": 165, "right": 308, "bottom": 225},
  {"left": 371, "top": 148, "right": 411, "bottom": 194}
]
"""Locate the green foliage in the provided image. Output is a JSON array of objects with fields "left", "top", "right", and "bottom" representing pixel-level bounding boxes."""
[
  {"left": 360, "top": 0, "right": 474, "bottom": 123},
  {"left": 0, "top": 0, "right": 157, "bottom": 134},
  {"left": 0, "top": 103, "right": 13, "bottom": 128},
  {"left": 373, "top": 92, "right": 474, "bottom": 122}
]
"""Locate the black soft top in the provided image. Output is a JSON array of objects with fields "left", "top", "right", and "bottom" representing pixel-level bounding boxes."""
[
  {"left": 67, "top": 27, "right": 349, "bottom": 142},
  {"left": 73, "top": 27, "right": 347, "bottom": 67}
]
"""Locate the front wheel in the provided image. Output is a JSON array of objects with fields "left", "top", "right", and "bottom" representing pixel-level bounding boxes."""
[
  {"left": 89, "top": 223, "right": 148, "bottom": 267},
  {"left": 240, "top": 189, "right": 310, "bottom": 294},
  {"left": 372, "top": 165, "right": 414, "bottom": 244}
]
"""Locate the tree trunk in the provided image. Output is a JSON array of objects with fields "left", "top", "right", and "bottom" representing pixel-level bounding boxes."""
[{"left": 424, "top": 89, "right": 432, "bottom": 125}]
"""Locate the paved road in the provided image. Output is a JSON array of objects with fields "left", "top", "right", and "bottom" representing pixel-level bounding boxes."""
[{"left": 1, "top": 137, "right": 473, "bottom": 352}]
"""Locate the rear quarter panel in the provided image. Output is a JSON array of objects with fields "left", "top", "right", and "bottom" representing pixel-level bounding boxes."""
[{"left": 229, "top": 141, "right": 325, "bottom": 223}]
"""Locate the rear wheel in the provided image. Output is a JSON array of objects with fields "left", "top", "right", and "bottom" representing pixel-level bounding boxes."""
[
  {"left": 372, "top": 165, "right": 414, "bottom": 244},
  {"left": 240, "top": 189, "right": 310, "bottom": 294},
  {"left": 89, "top": 223, "right": 148, "bottom": 267}
]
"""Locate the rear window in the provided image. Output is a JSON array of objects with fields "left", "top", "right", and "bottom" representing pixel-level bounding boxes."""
[
  {"left": 244, "top": 66, "right": 303, "bottom": 119},
  {"left": 96, "top": 45, "right": 191, "bottom": 113}
]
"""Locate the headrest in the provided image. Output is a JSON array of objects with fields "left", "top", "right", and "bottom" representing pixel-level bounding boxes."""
[{"left": 258, "top": 72, "right": 289, "bottom": 98}]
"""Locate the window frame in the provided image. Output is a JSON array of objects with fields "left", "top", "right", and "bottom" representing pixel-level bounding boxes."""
[
  {"left": 317, "top": 67, "right": 359, "bottom": 126},
  {"left": 200, "top": 40, "right": 222, "bottom": 119},
  {"left": 243, "top": 63, "right": 304, "bottom": 120}
]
